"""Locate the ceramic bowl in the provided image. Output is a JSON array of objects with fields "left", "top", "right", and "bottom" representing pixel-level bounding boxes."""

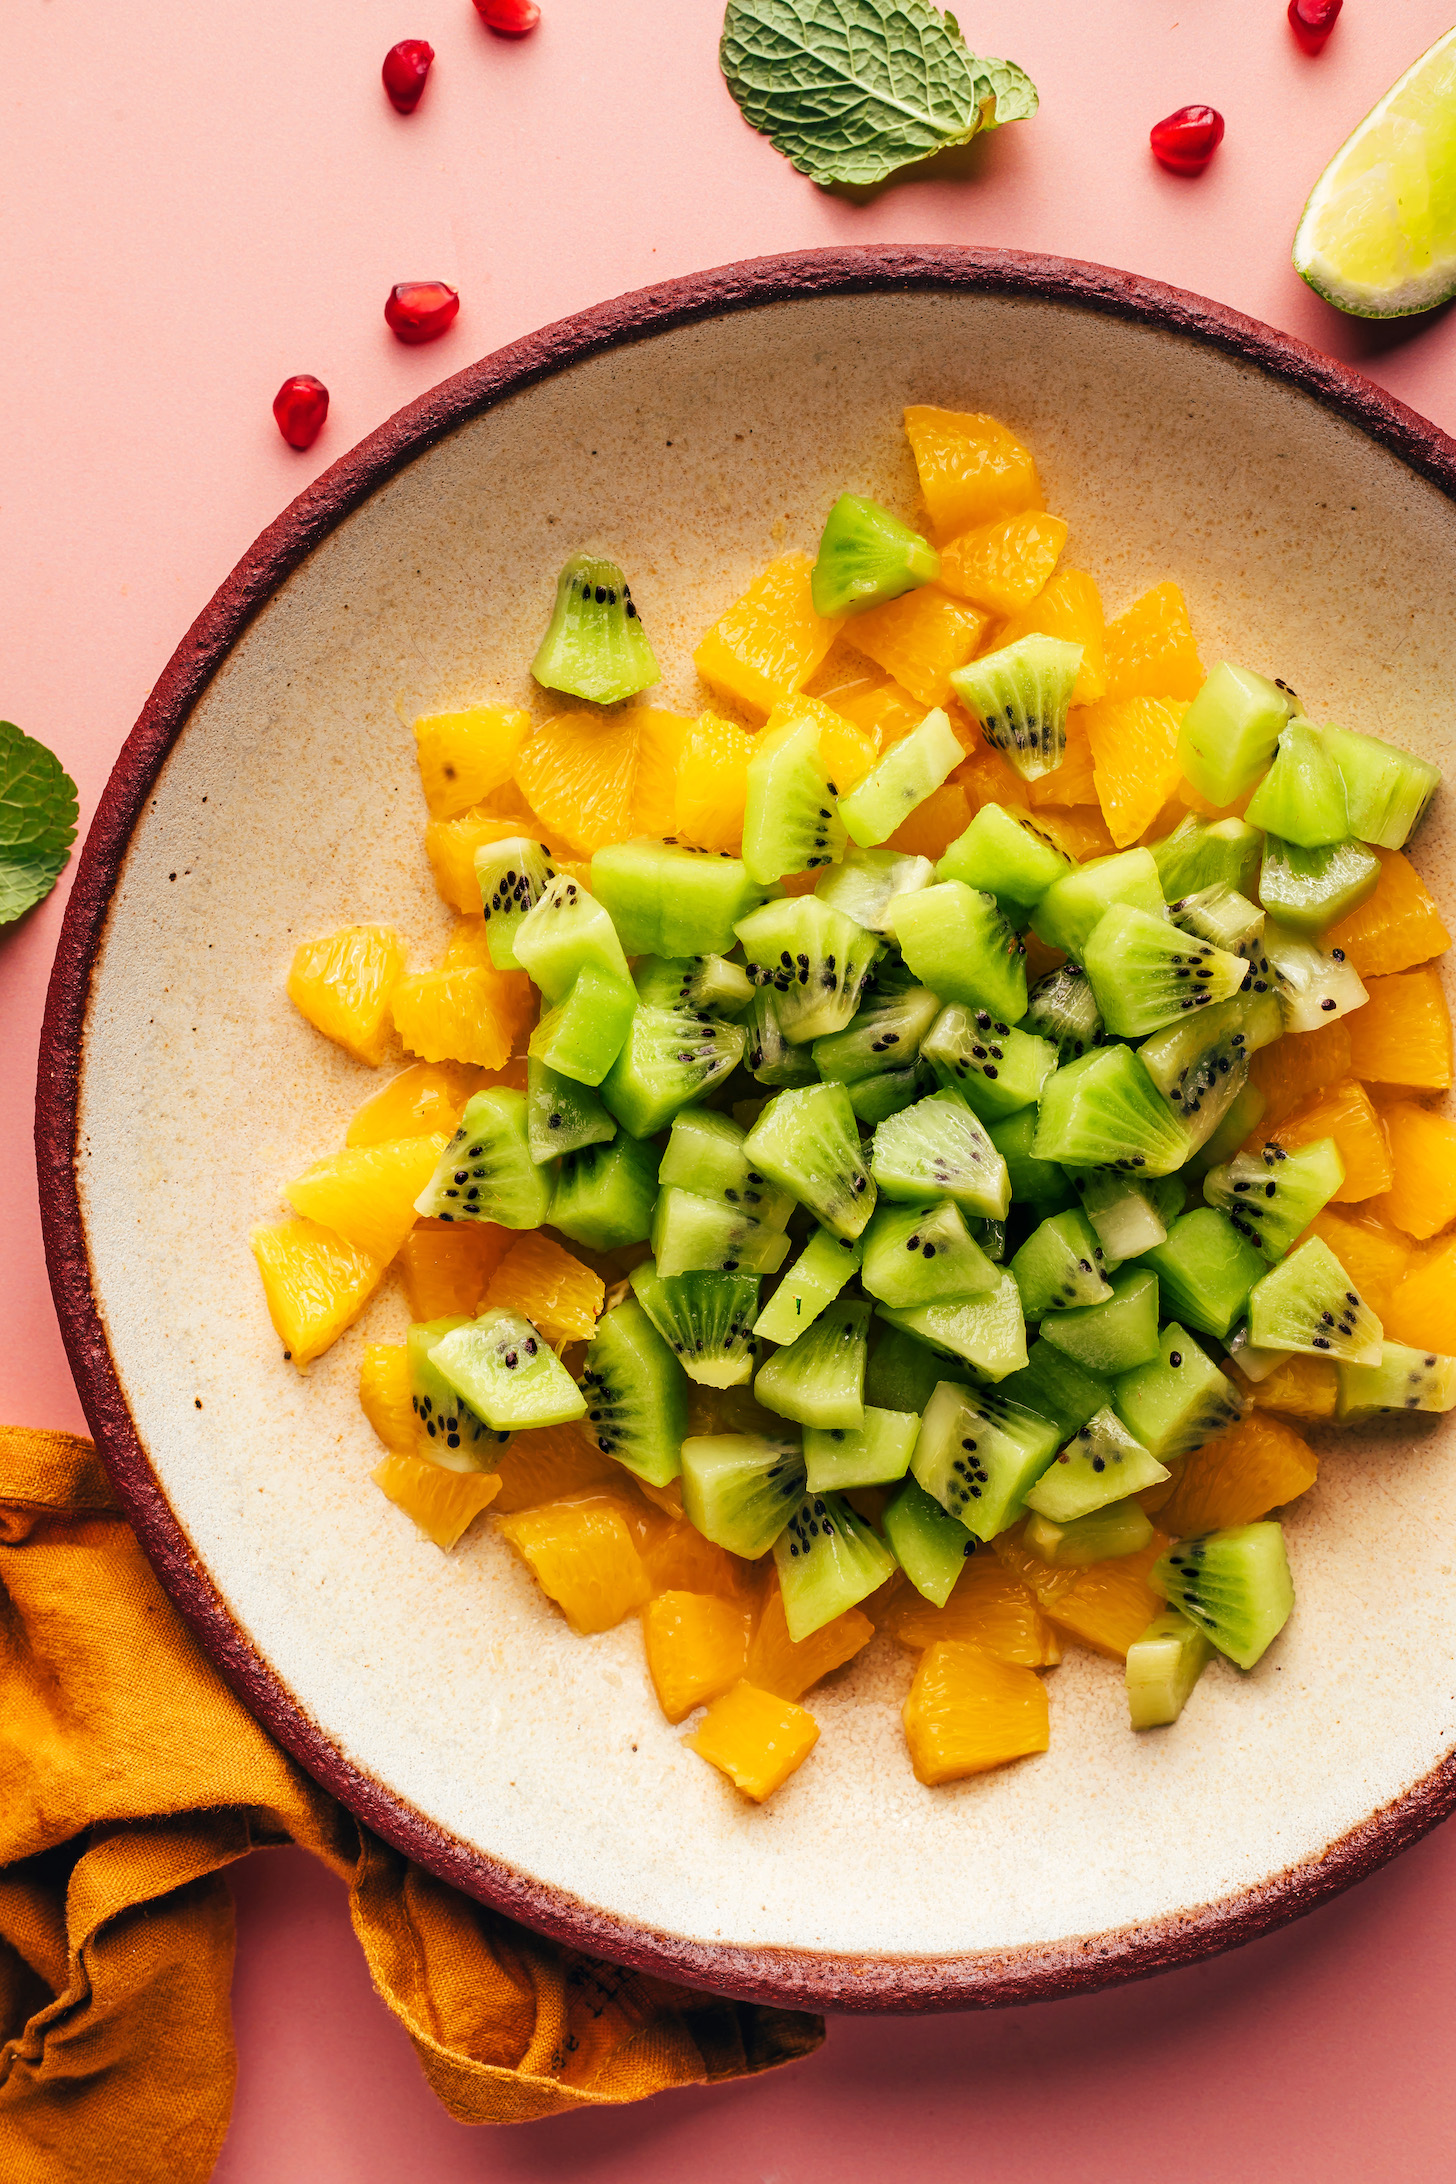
[{"left": 39, "top": 247, "right": 1456, "bottom": 2012}]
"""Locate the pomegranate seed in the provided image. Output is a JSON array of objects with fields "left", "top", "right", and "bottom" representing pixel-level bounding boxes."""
[
  {"left": 272, "top": 375, "right": 329, "bottom": 451},
  {"left": 1149, "top": 105, "right": 1226, "bottom": 176},
  {"left": 384, "top": 281, "right": 460, "bottom": 344},
  {"left": 382, "top": 39, "right": 435, "bottom": 112},
  {"left": 473, "top": 0, "right": 540, "bottom": 34},
  {"left": 1288, "top": 0, "right": 1341, "bottom": 52}
]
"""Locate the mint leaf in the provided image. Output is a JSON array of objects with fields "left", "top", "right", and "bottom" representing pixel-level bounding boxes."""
[
  {"left": 0, "top": 720, "right": 78, "bottom": 926},
  {"left": 975, "top": 55, "right": 1038, "bottom": 130}
]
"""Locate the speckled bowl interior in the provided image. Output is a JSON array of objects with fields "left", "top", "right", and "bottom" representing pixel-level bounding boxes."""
[{"left": 59, "top": 260, "right": 1456, "bottom": 2008}]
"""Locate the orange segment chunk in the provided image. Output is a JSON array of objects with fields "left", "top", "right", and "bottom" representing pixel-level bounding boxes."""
[
  {"left": 1102, "top": 581, "right": 1204, "bottom": 701},
  {"left": 496, "top": 1497, "right": 650, "bottom": 1634},
  {"left": 673, "top": 709, "right": 756, "bottom": 851},
  {"left": 903, "top": 406, "right": 1042, "bottom": 541},
  {"left": 1343, "top": 967, "right": 1454, "bottom": 1089},
  {"left": 1226, "top": 1350, "right": 1338, "bottom": 1422},
  {"left": 251, "top": 1217, "right": 383, "bottom": 1367},
  {"left": 901, "top": 1640, "right": 1050, "bottom": 1785},
  {"left": 887, "top": 783, "right": 972, "bottom": 861},
  {"left": 425, "top": 807, "right": 550, "bottom": 914},
  {"left": 284, "top": 1133, "right": 447, "bottom": 1264},
  {"left": 391, "top": 963, "right": 536, "bottom": 1069},
  {"left": 1033, "top": 806, "right": 1117, "bottom": 863},
  {"left": 630, "top": 709, "right": 691, "bottom": 836},
  {"left": 1268, "top": 1079, "right": 1393, "bottom": 1202},
  {"left": 372, "top": 1453, "right": 501, "bottom": 1551},
  {"left": 1250, "top": 1023, "right": 1354, "bottom": 1127},
  {"left": 398, "top": 1220, "right": 512, "bottom": 1319},
  {"left": 1082, "top": 696, "right": 1184, "bottom": 847},
  {"left": 514, "top": 709, "right": 641, "bottom": 857},
  {"left": 805, "top": 658, "right": 927, "bottom": 748},
  {"left": 1374, "top": 1101, "right": 1456, "bottom": 1239},
  {"left": 745, "top": 1583, "right": 874, "bottom": 1701},
  {"left": 1298, "top": 1205, "right": 1415, "bottom": 1322},
  {"left": 1325, "top": 850, "right": 1451, "bottom": 978},
  {"left": 413, "top": 704, "right": 529, "bottom": 822},
  {"left": 642, "top": 1592, "right": 753, "bottom": 1723},
  {"left": 347, "top": 1060, "right": 479, "bottom": 1146},
  {"left": 938, "top": 512, "right": 1069, "bottom": 614},
  {"left": 1384, "top": 1235, "right": 1456, "bottom": 1354},
  {"left": 878, "top": 1555, "right": 1062, "bottom": 1666},
  {"left": 490, "top": 1424, "right": 618, "bottom": 1513},
  {"left": 686, "top": 1680, "right": 819, "bottom": 1802},
  {"left": 764, "top": 693, "right": 879, "bottom": 793},
  {"left": 999, "top": 569, "right": 1107, "bottom": 704},
  {"left": 693, "top": 555, "right": 843, "bottom": 718},
  {"left": 847, "top": 587, "right": 990, "bottom": 710},
  {"left": 994, "top": 1531, "right": 1168, "bottom": 1660},
  {"left": 359, "top": 1343, "right": 415, "bottom": 1453},
  {"left": 1026, "top": 710, "right": 1099, "bottom": 809},
  {"left": 288, "top": 926, "right": 405, "bottom": 1066},
  {"left": 641, "top": 1520, "right": 747, "bottom": 1601},
  {"left": 1157, "top": 1413, "right": 1318, "bottom": 1537},
  {"left": 484, "top": 1230, "right": 604, "bottom": 1345}
]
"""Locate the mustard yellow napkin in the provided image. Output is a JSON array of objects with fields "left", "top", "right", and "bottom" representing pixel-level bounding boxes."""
[{"left": 0, "top": 1426, "right": 822, "bottom": 2180}]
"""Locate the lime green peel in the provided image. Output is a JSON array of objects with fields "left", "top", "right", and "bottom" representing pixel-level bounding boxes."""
[{"left": 1293, "top": 26, "right": 1456, "bottom": 318}]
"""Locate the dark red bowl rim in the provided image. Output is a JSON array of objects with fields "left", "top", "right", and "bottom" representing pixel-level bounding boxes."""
[{"left": 36, "top": 244, "right": 1456, "bottom": 2014}]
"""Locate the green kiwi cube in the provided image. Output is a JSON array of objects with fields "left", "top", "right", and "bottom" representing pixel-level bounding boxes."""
[
  {"left": 815, "top": 845, "right": 935, "bottom": 932},
  {"left": 848, "top": 1067, "right": 924, "bottom": 1125},
  {"left": 1010, "top": 1208, "right": 1114, "bottom": 1318},
  {"left": 526, "top": 1057, "right": 616, "bottom": 1165},
  {"left": 1137, "top": 995, "right": 1262, "bottom": 1155},
  {"left": 512, "top": 873, "right": 631, "bottom": 1003},
  {"left": 1186, "top": 1078, "right": 1267, "bottom": 1181},
  {"left": 910, "top": 1379, "right": 1060, "bottom": 1539},
  {"left": 861, "top": 1197, "right": 1000, "bottom": 1309},
  {"left": 921, "top": 1003, "right": 1058, "bottom": 1121},
  {"left": 1024, "top": 1498, "right": 1154, "bottom": 1567},
  {"left": 651, "top": 1186, "right": 792, "bottom": 1279},
  {"left": 1222, "top": 1321, "right": 1294, "bottom": 1383},
  {"left": 1151, "top": 1522, "right": 1294, "bottom": 1670},
  {"left": 1247, "top": 1236, "right": 1382, "bottom": 1365},
  {"left": 475, "top": 836, "right": 560, "bottom": 970},
  {"left": 528, "top": 965, "right": 638, "bottom": 1087},
  {"left": 936, "top": 801, "right": 1073, "bottom": 908},
  {"left": 1113, "top": 1324, "right": 1249, "bottom": 1461},
  {"left": 415, "top": 1089, "right": 553, "bottom": 1229},
  {"left": 549, "top": 1136, "right": 657, "bottom": 1250},
  {"left": 864, "top": 1325, "right": 972, "bottom": 1412},
  {"left": 1335, "top": 1342, "right": 1456, "bottom": 1422},
  {"left": 804, "top": 1407, "right": 919, "bottom": 1492},
  {"left": 1170, "top": 880, "right": 1267, "bottom": 960},
  {"left": 1126, "top": 1609, "right": 1214, "bottom": 1729},
  {"left": 407, "top": 1318, "right": 507, "bottom": 1470},
  {"left": 1030, "top": 847, "right": 1165, "bottom": 957},
  {"left": 838, "top": 707, "right": 964, "bottom": 848},
  {"left": 591, "top": 840, "right": 768, "bottom": 959},
  {"left": 1032, "top": 1046, "right": 1190, "bottom": 1178},
  {"left": 998, "top": 1339, "right": 1112, "bottom": 1441},
  {"left": 745, "top": 988, "right": 820, "bottom": 1086},
  {"left": 1068, "top": 1167, "right": 1177, "bottom": 1259},
  {"left": 1177, "top": 661, "right": 1294, "bottom": 807},
  {"left": 628, "top": 1262, "right": 762, "bottom": 1388},
  {"left": 1257, "top": 834, "right": 1382, "bottom": 936},
  {"left": 881, "top": 1477, "right": 977, "bottom": 1607},
  {"left": 680, "top": 1432, "right": 806, "bottom": 1558},
  {"left": 633, "top": 951, "right": 754, "bottom": 1019},
  {"left": 754, "top": 1226, "right": 863, "bottom": 1345},
  {"left": 877, "top": 1268, "right": 1028, "bottom": 1381},
  {"left": 872, "top": 1089, "right": 1011, "bottom": 1219},
  {"left": 531, "top": 553, "right": 659, "bottom": 705},
  {"left": 741, "top": 708, "right": 848, "bottom": 885},
  {"left": 745, "top": 1082, "right": 877, "bottom": 1240},
  {"left": 580, "top": 1299, "right": 689, "bottom": 1487},
  {"left": 735, "top": 896, "right": 883, "bottom": 1044},
  {"left": 1260, "top": 919, "right": 1369, "bottom": 1031},
  {"left": 1244, "top": 720, "right": 1349, "bottom": 848},
  {"left": 950, "top": 633, "right": 1082, "bottom": 781},
  {"left": 987, "top": 1108, "right": 1075, "bottom": 1212},
  {"left": 1150, "top": 812, "right": 1263, "bottom": 902},
  {"left": 600, "top": 1004, "right": 746, "bottom": 1137},
  {"left": 810, "top": 492, "right": 941, "bottom": 617},
  {"left": 1322, "top": 721, "right": 1441, "bottom": 850},
  {"left": 889, "top": 880, "right": 1028, "bottom": 1022},
  {"left": 1021, "top": 963, "right": 1105, "bottom": 1064},
  {"left": 429, "top": 1308, "right": 587, "bottom": 1431},
  {"left": 1024, "top": 1406, "right": 1168, "bottom": 1523},
  {"left": 812, "top": 975, "right": 941, "bottom": 1085},
  {"left": 1139, "top": 1209, "right": 1266, "bottom": 1340},
  {"left": 774, "top": 1490, "right": 898, "bottom": 1641},
  {"left": 754, "top": 1298, "right": 870, "bottom": 1430},
  {"left": 658, "top": 1108, "right": 793, "bottom": 1226},
  {"left": 1203, "top": 1136, "right": 1346, "bottom": 1261},
  {"left": 1083, "top": 902, "right": 1251, "bottom": 1039},
  {"left": 1039, "top": 1266, "right": 1161, "bottom": 1375}
]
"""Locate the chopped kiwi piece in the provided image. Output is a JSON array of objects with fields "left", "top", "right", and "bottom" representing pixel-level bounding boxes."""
[
  {"left": 659, "top": 1108, "right": 793, "bottom": 1227},
  {"left": 848, "top": 1067, "right": 924, "bottom": 1124},
  {"left": 1335, "top": 1342, "right": 1456, "bottom": 1422},
  {"left": 1247, "top": 1237, "right": 1382, "bottom": 1365},
  {"left": 754, "top": 1225, "right": 863, "bottom": 1345},
  {"left": 735, "top": 896, "right": 882, "bottom": 1044},
  {"left": 1024, "top": 1498, "right": 1153, "bottom": 1567},
  {"left": 1177, "top": 661, "right": 1294, "bottom": 807},
  {"left": 651, "top": 1187, "right": 792, "bottom": 1278},
  {"left": 1040, "top": 1266, "right": 1162, "bottom": 1375},
  {"left": 1170, "top": 881, "right": 1268, "bottom": 964},
  {"left": 628, "top": 1261, "right": 762, "bottom": 1387},
  {"left": 877, "top": 1268, "right": 1028, "bottom": 1380},
  {"left": 548, "top": 1135, "right": 658, "bottom": 1250},
  {"left": 416, "top": 1089, "right": 553, "bottom": 1229},
  {"left": 1009, "top": 1207, "right": 1113, "bottom": 1318},
  {"left": 528, "top": 965, "right": 638, "bottom": 1087},
  {"left": 591, "top": 840, "right": 768, "bottom": 959},
  {"left": 741, "top": 707, "right": 847, "bottom": 884},
  {"left": 1323, "top": 721, "right": 1441, "bottom": 850},
  {"left": 1112, "top": 1324, "right": 1248, "bottom": 1461},
  {"left": 513, "top": 872, "right": 631, "bottom": 1002},
  {"left": 862, "top": 1197, "right": 1000, "bottom": 1308},
  {"left": 1032, "top": 1046, "right": 1190, "bottom": 1178},
  {"left": 1083, "top": 903, "right": 1250, "bottom": 1038},
  {"left": 1150, "top": 813, "right": 1263, "bottom": 902},
  {"left": 1258, "top": 835, "right": 1381, "bottom": 936},
  {"left": 1186, "top": 1079, "right": 1267, "bottom": 1182},
  {"left": 872, "top": 1089, "right": 1011, "bottom": 1219},
  {"left": 839, "top": 707, "right": 964, "bottom": 848},
  {"left": 1126, "top": 1609, "right": 1213, "bottom": 1729},
  {"left": 429, "top": 1309, "right": 587, "bottom": 1431},
  {"left": 633, "top": 952, "right": 755, "bottom": 1018},
  {"left": 1069, "top": 1167, "right": 1181, "bottom": 1258},
  {"left": 774, "top": 1490, "right": 898, "bottom": 1642},
  {"left": 811, "top": 965, "right": 940, "bottom": 1084},
  {"left": 810, "top": 492, "right": 940, "bottom": 617},
  {"left": 815, "top": 844, "right": 935, "bottom": 932},
  {"left": 910, "top": 1379, "right": 1060, "bottom": 1539},
  {"left": 1024, "top": 1407, "right": 1168, "bottom": 1523},
  {"left": 1140, "top": 1209, "right": 1266, "bottom": 1341},
  {"left": 987, "top": 1108, "right": 1076, "bottom": 1212},
  {"left": 865, "top": 1324, "right": 973, "bottom": 1412},
  {"left": 755, "top": 1298, "right": 871, "bottom": 1430},
  {"left": 1260, "top": 919, "right": 1369, "bottom": 1031},
  {"left": 1137, "top": 993, "right": 1268, "bottom": 1154},
  {"left": 745, "top": 1082, "right": 876, "bottom": 1239},
  {"left": 950, "top": 633, "right": 1083, "bottom": 781},
  {"left": 526, "top": 1057, "right": 616, "bottom": 1164},
  {"left": 1222, "top": 1321, "right": 1294, "bottom": 1383},
  {"left": 1031, "top": 847, "right": 1165, "bottom": 957},
  {"left": 744, "top": 988, "right": 819, "bottom": 1086},
  {"left": 1203, "top": 1137, "right": 1345, "bottom": 1262},
  {"left": 804, "top": 1407, "right": 919, "bottom": 1492},
  {"left": 474, "top": 836, "right": 559, "bottom": 970},
  {"left": 921, "top": 1004, "right": 1058, "bottom": 1122},
  {"left": 936, "top": 801, "right": 1073, "bottom": 909},
  {"left": 882, "top": 1477, "right": 977, "bottom": 1607},
  {"left": 680, "top": 1432, "right": 806, "bottom": 1558},
  {"left": 531, "top": 553, "right": 659, "bottom": 704},
  {"left": 999, "top": 1339, "right": 1112, "bottom": 1441},
  {"left": 580, "top": 1299, "right": 688, "bottom": 1486},
  {"left": 889, "top": 881, "right": 1028, "bottom": 1022},
  {"left": 1244, "top": 720, "right": 1348, "bottom": 848},
  {"left": 1022, "top": 963, "right": 1105, "bottom": 1065},
  {"left": 408, "top": 1318, "right": 508, "bottom": 1470},
  {"left": 600, "top": 1003, "right": 746, "bottom": 1136},
  {"left": 1151, "top": 1522, "right": 1294, "bottom": 1670}
]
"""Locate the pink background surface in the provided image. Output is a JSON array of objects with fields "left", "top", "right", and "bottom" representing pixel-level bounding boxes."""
[{"left": 6, "top": 0, "right": 1456, "bottom": 2173}]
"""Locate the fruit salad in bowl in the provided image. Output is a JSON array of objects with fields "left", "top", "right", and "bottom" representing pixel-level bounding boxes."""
[{"left": 253, "top": 403, "right": 1454, "bottom": 1807}]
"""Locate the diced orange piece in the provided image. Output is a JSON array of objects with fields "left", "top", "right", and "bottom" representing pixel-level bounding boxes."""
[
  {"left": 887, "top": 782, "right": 972, "bottom": 861},
  {"left": 745, "top": 1583, "right": 873, "bottom": 1701},
  {"left": 1226, "top": 1351, "right": 1338, "bottom": 1423},
  {"left": 397, "top": 1220, "right": 511, "bottom": 1319},
  {"left": 846, "top": 586, "right": 990, "bottom": 710},
  {"left": 1033, "top": 806, "right": 1117, "bottom": 863},
  {"left": 1026, "top": 710, "right": 1099, "bottom": 809},
  {"left": 490, "top": 1425, "right": 618, "bottom": 1513},
  {"left": 1000, "top": 569, "right": 1107, "bottom": 705},
  {"left": 630, "top": 709, "right": 691, "bottom": 837},
  {"left": 805, "top": 657, "right": 927, "bottom": 748},
  {"left": 1344, "top": 967, "right": 1453, "bottom": 1089},
  {"left": 413, "top": 704, "right": 529, "bottom": 822},
  {"left": 642, "top": 1591, "right": 753, "bottom": 1723},
  {"left": 1083, "top": 696, "right": 1184, "bottom": 848},
  {"left": 694, "top": 555, "right": 843, "bottom": 718},
  {"left": 514, "top": 709, "right": 641, "bottom": 857},
  {"left": 359, "top": 1343, "right": 415, "bottom": 1453},
  {"left": 637, "top": 1474, "right": 687, "bottom": 1520},
  {"left": 391, "top": 962, "right": 536, "bottom": 1069},
  {"left": 903, "top": 406, "right": 1042, "bottom": 542},
  {"left": 687, "top": 1680, "right": 819, "bottom": 1801},
  {"left": 1250, "top": 1023, "right": 1354, "bottom": 1127},
  {"left": 372, "top": 1453, "right": 501, "bottom": 1551},
  {"left": 1324, "top": 850, "right": 1450, "bottom": 978},
  {"left": 288, "top": 926, "right": 405, "bottom": 1066},
  {"left": 878, "top": 1554, "right": 1061, "bottom": 1666},
  {"left": 1374, "top": 1101, "right": 1456, "bottom": 1239},
  {"left": 1157, "top": 1414, "right": 1318, "bottom": 1537},
  {"left": 425, "top": 806, "right": 547, "bottom": 914},
  {"left": 1269, "top": 1079, "right": 1393, "bottom": 1202},
  {"left": 763, "top": 693, "right": 879, "bottom": 793},
  {"left": 1298, "top": 1206, "right": 1415, "bottom": 1322},
  {"left": 994, "top": 1531, "right": 1168, "bottom": 1660},
  {"left": 284, "top": 1133, "right": 447, "bottom": 1265},
  {"left": 637, "top": 1518, "right": 746, "bottom": 1601},
  {"left": 1102, "top": 581, "right": 1204, "bottom": 702},
  {"left": 1384, "top": 1235, "right": 1456, "bottom": 1354},
  {"left": 251, "top": 1217, "right": 383, "bottom": 1368},
  {"left": 347, "top": 1060, "right": 479, "bottom": 1147},
  {"left": 484, "top": 1230, "right": 604, "bottom": 1346},
  {"left": 959, "top": 742, "right": 1032, "bottom": 815},
  {"left": 938, "top": 512, "right": 1069, "bottom": 615},
  {"left": 902, "top": 1640, "right": 1050, "bottom": 1786},
  {"left": 497, "top": 1497, "right": 650, "bottom": 1634},
  {"left": 673, "top": 709, "right": 756, "bottom": 851}
]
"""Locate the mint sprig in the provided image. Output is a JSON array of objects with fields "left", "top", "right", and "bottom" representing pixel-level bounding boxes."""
[
  {"left": 720, "top": 0, "right": 1036, "bottom": 188},
  {"left": 0, "top": 719, "right": 79, "bottom": 926}
]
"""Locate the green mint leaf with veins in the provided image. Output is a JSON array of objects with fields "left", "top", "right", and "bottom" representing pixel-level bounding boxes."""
[
  {"left": 0, "top": 720, "right": 79, "bottom": 926},
  {"left": 721, "top": 0, "right": 1034, "bottom": 187}
]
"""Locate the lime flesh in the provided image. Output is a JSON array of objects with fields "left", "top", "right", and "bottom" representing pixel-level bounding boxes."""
[{"left": 1293, "top": 26, "right": 1456, "bottom": 317}]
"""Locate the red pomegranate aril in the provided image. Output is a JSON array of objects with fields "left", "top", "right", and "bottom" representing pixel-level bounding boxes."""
[
  {"left": 473, "top": 0, "right": 540, "bottom": 34},
  {"left": 1150, "top": 105, "right": 1225, "bottom": 176},
  {"left": 385, "top": 281, "right": 460, "bottom": 344},
  {"left": 272, "top": 375, "right": 329, "bottom": 451},
  {"left": 382, "top": 39, "right": 435, "bottom": 112},
  {"left": 1288, "top": 0, "right": 1341, "bottom": 52}
]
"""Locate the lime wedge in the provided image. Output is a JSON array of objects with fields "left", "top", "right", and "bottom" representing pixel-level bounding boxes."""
[{"left": 1293, "top": 26, "right": 1456, "bottom": 317}]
